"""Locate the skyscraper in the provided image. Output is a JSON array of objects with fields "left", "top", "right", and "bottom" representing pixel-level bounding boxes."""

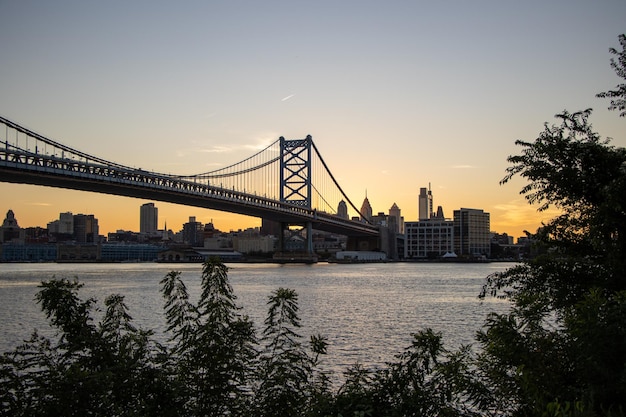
[
  {"left": 418, "top": 185, "right": 433, "bottom": 220},
  {"left": 73, "top": 214, "right": 99, "bottom": 243},
  {"left": 59, "top": 212, "right": 74, "bottom": 234},
  {"left": 388, "top": 203, "right": 403, "bottom": 233},
  {"left": 337, "top": 200, "right": 349, "bottom": 219},
  {"left": 183, "top": 216, "right": 204, "bottom": 246},
  {"left": 47, "top": 212, "right": 74, "bottom": 240},
  {"left": 140, "top": 203, "right": 158, "bottom": 236},
  {"left": 360, "top": 193, "right": 373, "bottom": 223},
  {"left": 453, "top": 208, "right": 491, "bottom": 257}
]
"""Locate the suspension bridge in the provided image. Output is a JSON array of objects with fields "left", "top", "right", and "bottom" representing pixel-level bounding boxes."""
[{"left": 0, "top": 116, "right": 391, "bottom": 262}]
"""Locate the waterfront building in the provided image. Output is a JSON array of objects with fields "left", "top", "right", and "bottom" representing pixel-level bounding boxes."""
[
  {"left": 335, "top": 250, "right": 387, "bottom": 261},
  {"left": 405, "top": 219, "right": 454, "bottom": 259},
  {"left": 204, "top": 235, "right": 232, "bottom": 250},
  {"left": 157, "top": 247, "right": 242, "bottom": 262},
  {"left": 0, "top": 243, "right": 57, "bottom": 262},
  {"left": 453, "top": 208, "right": 491, "bottom": 257},
  {"left": 57, "top": 243, "right": 100, "bottom": 261},
  {"left": 158, "top": 247, "right": 205, "bottom": 262},
  {"left": 140, "top": 203, "right": 158, "bottom": 236},
  {"left": 232, "top": 235, "right": 276, "bottom": 253},
  {"left": 100, "top": 243, "right": 162, "bottom": 262},
  {"left": 312, "top": 232, "right": 345, "bottom": 253}
]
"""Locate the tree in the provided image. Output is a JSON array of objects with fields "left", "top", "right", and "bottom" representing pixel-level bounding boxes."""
[
  {"left": 254, "top": 288, "right": 328, "bottom": 417},
  {"left": 476, "top": 108, "right": 626, "bottom": 415},
  {"left": 0, "top": 279, "right": 178, "bottom": 417},
  {"left": 160, "top": 258, "right": 257, "bottom": 416},
  {"left": 368, "top": 329, "right": 478, "bottom": 417},
  {"left": 597, "top": 34, "right": 626, "bottom": 117},
  {"left": 3, "top": 260, "right": 333, "bottom": 417}
]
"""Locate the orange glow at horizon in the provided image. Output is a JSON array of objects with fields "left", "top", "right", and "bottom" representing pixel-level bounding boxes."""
[{"left": 0, "top": 180, "right": 553, "bottom": 242}]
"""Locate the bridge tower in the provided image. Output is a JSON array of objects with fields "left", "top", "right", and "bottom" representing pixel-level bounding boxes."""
[
  {"left": 280, "top": 135, "right": 312, "bottom": 208},
  {"left": 274, "top": 135, "right": 317, "bottom": 262}
]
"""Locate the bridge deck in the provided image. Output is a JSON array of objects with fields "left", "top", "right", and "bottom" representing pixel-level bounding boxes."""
[{"left": 0, "top": 149, "right": 379, "bottom": 237}]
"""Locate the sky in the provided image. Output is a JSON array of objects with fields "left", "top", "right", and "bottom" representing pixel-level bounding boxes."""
[{"left": 1, "top": 1, "right": 624, "bottom": 239}]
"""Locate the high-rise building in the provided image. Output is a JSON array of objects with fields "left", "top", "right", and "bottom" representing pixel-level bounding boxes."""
[
  {"left": 183, "top": 216, "right": 204, "bottom": 246},
  {"left": 434, "top": 206, "right": 445, "bottom": 219},
  {"left": 337, "top": 200, "right": 349, "bottom": 219},
  {"left": 73, "top": 214, "right": 99, "bottom": 243},
  {"left": 453, "top": 208, "right": 491, "bottom": 257},
  {"left": 360, "top": 193, "right": 373, "bottom": 223},
  {"left": 59, "top": 212, "right": 74, "bottom": 234},
  {"left": 47, "top": 212, "right": 74, "bottom": 241},
  {"left": 406, "top": 187, "right": 454, "bottom": 258},
  {"left": 418, "top": 185, "right": 433, "bottom": 220},
  {"left": 388, "top": 203, "right": 403, "bottom": 234},
  {"left": 140, "top": 203, "right": 158, "bottom": 236}
]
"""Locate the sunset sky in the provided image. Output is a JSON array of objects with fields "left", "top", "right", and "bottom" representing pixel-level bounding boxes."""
[{"left": 1, "top": 1, "right": 624, "bottom": 239}]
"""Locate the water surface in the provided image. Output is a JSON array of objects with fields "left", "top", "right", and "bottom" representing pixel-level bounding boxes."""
[{"left": 0, "top": 261, "right": 512, "bottom": 378}]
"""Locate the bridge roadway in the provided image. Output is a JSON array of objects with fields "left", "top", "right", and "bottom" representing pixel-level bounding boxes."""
[{"left": 0, "top": 147, "right": 380, "bottom": 238}]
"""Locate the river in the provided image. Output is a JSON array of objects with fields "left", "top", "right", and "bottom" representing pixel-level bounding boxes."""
[{"left": 0, "top": 261, "right": 513, "bottom": 379}]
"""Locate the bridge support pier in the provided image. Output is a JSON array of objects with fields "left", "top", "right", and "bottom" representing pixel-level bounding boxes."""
[
  {"left": 345, "top": 226, "right": 399, "bottom": 260},
  {"left": 273, "top": 221, "right": 318, "bottom": 263}
]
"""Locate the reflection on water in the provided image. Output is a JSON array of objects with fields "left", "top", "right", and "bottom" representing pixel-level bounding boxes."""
[{"left": 0, "top": 262, "right": 513, "bottom": 378}]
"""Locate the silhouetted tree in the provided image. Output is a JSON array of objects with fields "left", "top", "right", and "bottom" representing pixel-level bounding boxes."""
[
  {"left": 0, "top": 279, "right": 178, "bottom": 417},
  {"left": 160, "top": 259, "right": 257, "bottom": 416},
  {"left": 476, "top": 108, "right": 626, "bottom": 415},
  {"left": 254, "top": 288, "right": 328, "bottom": 417},
  {"left": 597, "top": 34, "right": 626, "bottom": 117}
]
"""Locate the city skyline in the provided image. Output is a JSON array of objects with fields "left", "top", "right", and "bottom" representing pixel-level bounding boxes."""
[
  {"left": 3, "top": 189, "right": 503, "bottom": 240},
  {"left": 1, "top": 2, "right": 624, "bottom": 239}
]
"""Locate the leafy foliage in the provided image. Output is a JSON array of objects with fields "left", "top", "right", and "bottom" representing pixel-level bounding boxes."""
[
  {"left": 474, "top": 36, "right": 626, "bottom": 414},
  {"left": 0, "top": 279, "right": 178, "bottom": 417},
  {"left": 255, "top": 287, "right": 328, "bottom": 417},
  {"left": 312, "top": 329, "right": 482, "bottom": 417},
  {"left": 479, "top": 107, "right": 626, "bottom": 415},
  {"left": 160, "top": 259, "right": 257, "bottom": 416},
  {"left": 597, "top": 34, "right": 626, "bottom": 117},
  {"left": 0, "top": 262, "right": 333, "bottom": 417}
]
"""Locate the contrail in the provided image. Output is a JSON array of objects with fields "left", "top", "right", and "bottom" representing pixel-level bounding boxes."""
[{"left": 281, "top": 94, "right": 295, "bottom": 101}]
